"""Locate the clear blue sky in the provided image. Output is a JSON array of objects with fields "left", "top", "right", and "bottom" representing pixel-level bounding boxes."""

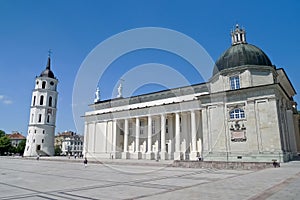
[{"left": 0, "top": 0, "right": 299, "bottom": 136}]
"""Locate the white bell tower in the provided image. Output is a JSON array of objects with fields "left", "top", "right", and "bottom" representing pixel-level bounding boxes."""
[{"left": 24, "top": 54, "right": 58, "bottom": 157}]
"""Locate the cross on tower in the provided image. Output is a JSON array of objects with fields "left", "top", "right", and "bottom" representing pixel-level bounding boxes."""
[{"left": 48, "top": 49, "right": 52, "bottom": 57}]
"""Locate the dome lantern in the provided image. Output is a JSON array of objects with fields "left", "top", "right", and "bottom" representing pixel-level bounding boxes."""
[{"left": 231, "top": 24, "right": 246, "bottom": 45}]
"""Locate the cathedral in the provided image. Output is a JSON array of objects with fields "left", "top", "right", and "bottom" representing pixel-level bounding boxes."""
[{"left": 83, "top": 25, "right": 300, "bottom": 162}]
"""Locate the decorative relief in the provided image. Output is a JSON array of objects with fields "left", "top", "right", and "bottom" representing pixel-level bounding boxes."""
[{"left": 230, "top": 121, "right": 247, "bottom": 142}]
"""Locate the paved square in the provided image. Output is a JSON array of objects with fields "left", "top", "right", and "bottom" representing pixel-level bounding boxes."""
[{"left": 1, "top": 157, "right": 300, "bottom": 199}]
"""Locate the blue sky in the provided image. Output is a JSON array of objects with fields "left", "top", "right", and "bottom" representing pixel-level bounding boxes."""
[{"left": 0, "top": 0, "right": 299, "bottom": 136}]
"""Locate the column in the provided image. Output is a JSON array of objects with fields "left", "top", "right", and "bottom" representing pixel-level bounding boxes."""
[
  {"left": 133, "top": 117, "right": 142, "bottom": 159},
  {"left": 122, "top": 119, "right": 130, "bottom": 159},
  {"left": 191, "top": 110, "right": 197, "bottom": 152},
  {"left": 83, "top": 122, "right": 88, "bottom": 157},
  {"left": 168, "top": 115, "right": 174, "bottom": 160},
  {"left": 135, "top": 117, "right": 140, "bottom": 152},
  {"left": 123, "top": 119, "right": 128, "bottom": 152},
  {"left": 160, "top": 114, "right": 167, "bottom": 160},
  {"left": 92, "top": 122, "right": 96, "bottom": 153},
  {"left": 174, "top": 112, "right": 182, "bottom": 160},
  {"left": 146, "top": 115, "right": 154, "bottom": 159},
  {"left": 112, "top": 120, "right": 117, "bottom": 152},
  {"left": 189, "top": 110, "right": 199, "bottom": 160}
]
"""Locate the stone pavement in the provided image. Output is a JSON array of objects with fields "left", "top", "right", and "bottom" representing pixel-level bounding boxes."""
[{"left": 0, "top": 157, "right": 300, "bottom": 200}]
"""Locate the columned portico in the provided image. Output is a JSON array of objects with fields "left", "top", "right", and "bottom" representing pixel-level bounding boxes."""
[{"left": 87, "top": 109, "right": 203, "bottom": 161}]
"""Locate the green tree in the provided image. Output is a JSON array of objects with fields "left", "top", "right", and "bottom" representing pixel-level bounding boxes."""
[
  {"left": 0, "top": 130, "right": 5, "bottom": 138},
  {"left": 16, "top": 140, "right": 26, "bottom": 154},
  {"left": 0, "top": 136, "right": 12, "bottom": 155},
  {"left": 54, "top": 145, "right": 62, "bottom": 156}
]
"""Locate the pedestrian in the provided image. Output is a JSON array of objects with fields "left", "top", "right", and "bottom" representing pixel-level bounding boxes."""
[
  {"left": 36, "top": 154, "right": 40, "bottom": 160},
  {"left": 83, "top": 157, "right": 88, "bottom": 168}
]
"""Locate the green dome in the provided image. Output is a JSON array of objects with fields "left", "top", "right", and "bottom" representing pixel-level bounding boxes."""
[
  {"left": 213, "top": 43, "right": 272, "bottom": 75},
  {"left": 213, "top": 24, "right": 273, "bottom": 75}
]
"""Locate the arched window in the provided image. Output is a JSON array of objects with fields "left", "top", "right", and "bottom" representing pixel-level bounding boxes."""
[
  {"left": 49, "top": 96, "right": 52, "bottom": 107},
  {"left": 230, "top": 108, "right": 245, "bottom": 119},
  {"left": 40, "top": 95, "right": 44, "bottom": 105},
  {"left": 33, "top": 96, "right": 36, "bottom": 106},
  {"left": 38, "top": 114, "right": 42, "bottom": 122},
  {"left": 42, "top": 81, "right": 46, "bottom": 89}
]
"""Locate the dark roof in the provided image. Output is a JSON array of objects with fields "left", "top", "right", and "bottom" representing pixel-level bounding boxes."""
[
  {"left": 213, "top": 43, "right": 272, "bottom": 75},
  {"left": 40, "top": 56, "right": 55, "bottom": 78}
]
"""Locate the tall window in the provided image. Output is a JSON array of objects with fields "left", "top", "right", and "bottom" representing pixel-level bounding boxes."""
[
  {"left": 49, "top": 96, "right": 52, "bottom": 107},
  {"left": 129, "top": 122, "right": 132, "bottom": 135},
  {"left": 40, "top": 95, "right": 44, "bottom": 105},
  {"left": 33, "top": 96, "right": 36, "bottom": 106},
  {"left": 42, "top": 81, "right": 46, "bottom": 89},
  {"left": 230, "top": 108, "right": 245, "bottom": 119},
  {"left": 166, "top": 119, "right": 169, "bottom": 133},
  {"left": 152, "top": 120, "right": 156, "bottom": 134},
  {"left": 140, "top": 121, "right": 144, "bottom": 135},
  {"left": 38, "top": 114, "right": 42, "bottom": 122},
  {"left": 47, "top": 115, "right": 50, "bottom": 123},
  {"left": 230, "top": 76, "right": 240, "bottom": 90}
]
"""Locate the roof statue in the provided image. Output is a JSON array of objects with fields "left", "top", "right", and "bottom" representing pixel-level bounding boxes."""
[
  {"left": 117, "top": 82, "right": 123, "bottom": 98},
  {"left": 94, "top": 87, "right": 101, "bottom": 103}
]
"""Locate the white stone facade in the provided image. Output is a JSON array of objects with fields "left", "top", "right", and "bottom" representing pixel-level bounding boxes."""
[{"left": 83, "top": 28, "right": 299, "bottom": 162}]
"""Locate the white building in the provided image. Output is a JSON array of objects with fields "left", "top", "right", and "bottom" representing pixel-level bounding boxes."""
[
  {"left": 55, "top": 131, "right": 84, "bottom": 156},
  {"left": 83, "top": 25, "right": 300, "bottom": 162},
  {"left": 24, "top": 56, "right": 58, "bottom": 156}
]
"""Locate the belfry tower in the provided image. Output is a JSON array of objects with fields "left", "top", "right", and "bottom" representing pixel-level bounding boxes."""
[{"left": 24, "top": 55, "right": 58, "bottom": 157}]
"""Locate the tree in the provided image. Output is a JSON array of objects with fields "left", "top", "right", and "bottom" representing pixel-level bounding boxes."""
[
  {"left": 16, "top": 140, "right": 26, "bottom": 154},
  {"left": 54, "top": 145, "right": 62, "bottom": 156},
  {"left": 0, "top": 130, "right": 5, "bottom": 138},
  {"left": 0, "top": 136, "right": 12, "bottom": 155}
]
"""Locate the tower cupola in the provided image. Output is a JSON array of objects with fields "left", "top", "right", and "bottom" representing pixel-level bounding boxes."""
[{"left": 40, "top": 56, "right": 55, "bottom": 78}]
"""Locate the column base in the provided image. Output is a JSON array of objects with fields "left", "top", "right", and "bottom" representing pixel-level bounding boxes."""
[
  {"left": 132, "top": 152, "right": 142, "bottom": 159},
  {"left": 160, "top": 152, "right": 168, "bottom": 160},
  {"left": 122, "top": 152, "right": 130, "bottom": 159},
  {"left": 146, "top": 152, "right": 155, "bottom": 160},
  {"left": 189, "top": 151, "right": 199, "bottom": 161},
  {"left": 174, "top": 152, "right": 183, "bottom": 160}
]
